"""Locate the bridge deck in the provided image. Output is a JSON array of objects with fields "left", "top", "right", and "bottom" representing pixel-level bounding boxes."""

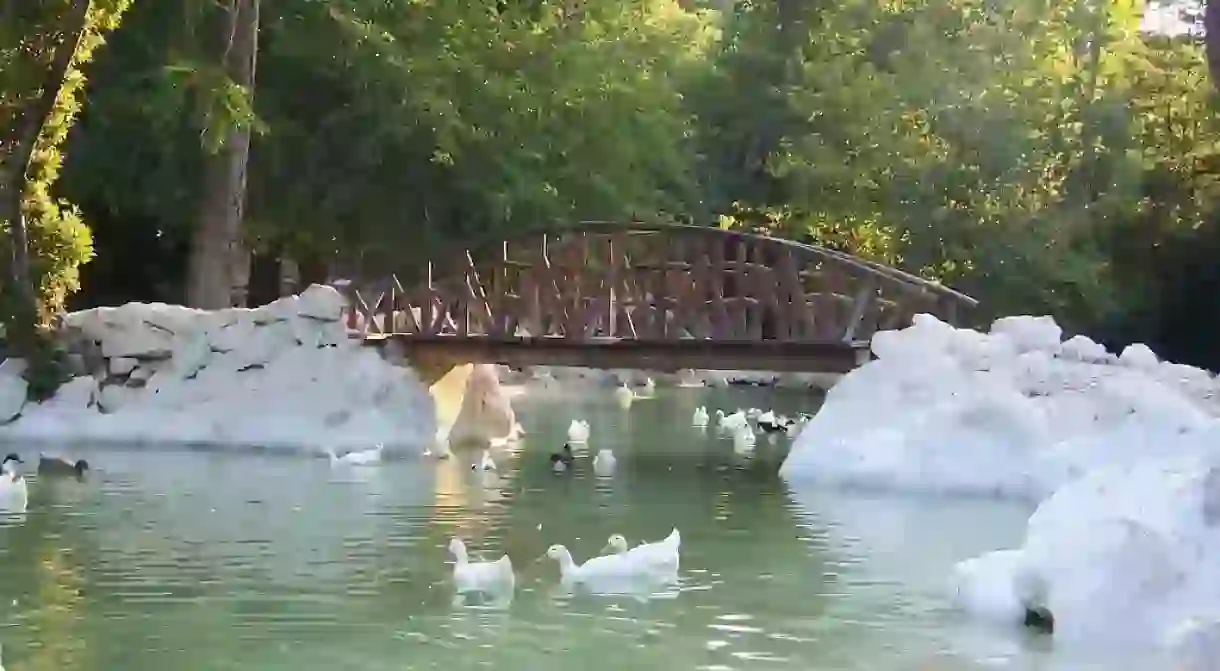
[{"left": 363, "top": 335, "right": 872, "bottom": 374}]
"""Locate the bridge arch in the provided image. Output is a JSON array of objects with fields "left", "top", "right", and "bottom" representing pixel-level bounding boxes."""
[{"left": 342, "top": 222, "right": 976, "bottom": 347}]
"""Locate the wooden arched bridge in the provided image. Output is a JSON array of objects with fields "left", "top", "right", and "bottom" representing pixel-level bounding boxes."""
[{"left": 338, "top": 223, "right": 977, "bottom": 374}]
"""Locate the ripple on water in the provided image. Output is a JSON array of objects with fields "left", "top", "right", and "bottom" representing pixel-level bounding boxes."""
[{"left": 0, "top": 385, "right": 1079, "bottom": 670}]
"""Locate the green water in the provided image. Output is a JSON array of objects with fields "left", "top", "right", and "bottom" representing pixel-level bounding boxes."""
[{"left": 0, "top": 383, "right": 1043, "bottom": 671}]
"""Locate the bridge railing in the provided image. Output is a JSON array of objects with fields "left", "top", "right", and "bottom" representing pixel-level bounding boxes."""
[{"left": 338, "top": 223, "right": 977, "bottom": 344}]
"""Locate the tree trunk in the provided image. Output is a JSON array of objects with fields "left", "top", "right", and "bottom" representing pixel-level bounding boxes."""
[
  {"left": 185, "top": 0, "right": 260, "bottom": 309},
  {"left": 1208, "top": 0, "right": 1220, "bottom": 92},
  {"left": 0, "top": 0, "right": 92, "bottom": 334}
]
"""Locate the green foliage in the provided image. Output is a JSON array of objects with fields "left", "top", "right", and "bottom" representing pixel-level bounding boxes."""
[
  {"left": 1, "top": 0, "right": 132, "bottom": 321},
  {"left": 38, "top": 0, "right": 1220, "bottom": 354}
]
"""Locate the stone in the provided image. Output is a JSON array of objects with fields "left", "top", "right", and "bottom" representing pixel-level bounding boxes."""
[
  {"left": 209, "top": 318, "right": 256, "bottom": 353},
  {"left": 1120, "top": 343, "right": 1159, "bottom": 370},
  {"left": 129, "top": 365, "right": 157, "bottom": 383},
  {"left": 290, "top": 315, "right": 324, "bottom": 348},
  {"left": 0, "top": 358, "right": 28, "bottom": 423},
  {"left": 319, "top": 319, "right": 348, "bottom": 347},
  {"left": 100, "top": 312, "right": 174, "bottom": 359},
  {"left": 296, "top": 283, "right": 346, "bottom": 322},
  {"left": 109, "top": 356, "right": 139, "bottom": 376},
  {"left": 138, "top": 302, "right": 200, "bottom": 336},
  {"left": 232, "top": 320, "right": 295, "bottom": 369},
  {"left": 61, "top": 307, "right": 112, "bottom": 342},
  {"left": 170, "top": 332, "right": 212, "bottom": 379},
  {"left": 1060, "top": 335, "right": 1109, "bottom": 362},
  {"left": 448, "top": 364, "right": 517, "bottom": 446},
  {"left": 253, "top": 296, "right": 298, "bottom": 324},
  {"left": 98, "top": 384, "right": 136, "bottom": 413},
  {"left": 48, "top": 376, "right": 98, "bottom": 410},
  {"left": 64, "top": 353, "right": 88, "bottom": 377}
]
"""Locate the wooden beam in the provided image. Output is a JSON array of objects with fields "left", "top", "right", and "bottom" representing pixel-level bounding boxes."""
[{"left": 363, "top": 335, "right": 870, "bottom": 374}]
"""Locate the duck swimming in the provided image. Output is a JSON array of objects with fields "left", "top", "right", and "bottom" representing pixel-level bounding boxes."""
[
  {"left": 38, "top": 455, "right": 90, "bottom": 480},
  {"left": 472, "top": 450, "right": 496, "bottom": 472},
  {"left": 602, "top": 528, "right": 681, "bottom": 573},
  {"left": 448, "top": 538, "right": 514, "bottom": 595},
  {"left": 567, "top": 419, "right": 590, "bottom": 443},
  {"left": 592, "top": 449, "right": 617, "bottom": 476},
  {"left": 614, "top": 383, "right": 634, "bottom": 409},
  {"left": 757, "top": 411, "right": 795, "bottom": 434},
  {"left": 327, "top": 444, "right": 384, "bottom": 466},
  {"left": 717, "top": 409, "right": 747, "bottom": 431},
  {"left": 550, "top": 443, "right": 574, "bottom": 473},
  {"left": 692, "top": 406, "right": 709, "bottom": 428},
  {"left": 0, "top": 454, "right": 28, "bottom": 513}
]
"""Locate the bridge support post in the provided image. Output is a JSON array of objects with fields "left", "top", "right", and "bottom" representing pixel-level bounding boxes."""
[{"left": 381, "top": 338, "right": 472, "bottom": 443}]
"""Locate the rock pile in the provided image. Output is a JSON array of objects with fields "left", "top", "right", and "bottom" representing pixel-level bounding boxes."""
[
  {"left": 0, "top": 284, "right": 436, "bottom": 453},
  {"left": 55, "top": 284, "right": 350, "bottom": 414}
]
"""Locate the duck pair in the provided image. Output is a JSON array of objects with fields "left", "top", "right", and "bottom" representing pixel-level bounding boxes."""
[
  {"left": 0, "top": 454, "right": 89, "bottom": 514},
  {"left": 448, "top": 528, "right": 681, "bottom": 594}
]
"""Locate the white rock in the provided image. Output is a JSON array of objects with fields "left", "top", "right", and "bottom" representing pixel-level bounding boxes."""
[
  {"left": 232, "top": 320, "right": 295, "bottom": 369},
  {"left": 0, "top": 358, "right": 29, "bottom": 379},
  {"left": 990, "top": 315, "right": 1063, "bottom": 352},
  {"left": 44, "top": 376, "right": 97, "bottom": 410},
  {"left": 290, "top": 315, "right": 324, "bottom": 348},
  {"left": 1060, "top": 335, "right": 1109, "bottom": 362},
  {"left": 109, "top": 357, "right": 139, "bottom": 376},
  {"left": 101, "top": 323, "right": 172, "bottom": 359},
  {"left": 170, "top": 332, "right": 211, "bottom": 379},
  {"left": 2, "top": 286, "right": 437, "bottom": 455},
  {"left": 62, "top": 307, "right": 112, "bottom": 342},
  {"left": 97, "top": 384, "right": 136, "bottom": 413},
  {"left": 208, "top": 318, "right": 255, "bottom": 353},
  {"left": 137, "top": 302, "right": 200, "bottom": 336},
  {"left": 1121, "top": 343, "right": 1160, "bottom": 370},
  {"left": 253, "top": 296, "right": 298, "bottom": 324},
  {"left": 0, "top": 358, "right": 28, "bottom": 422},
  {"left": 319, "top": 319, "right": 348, "bottom": 347},
  {"left": 448, "top": 364, "right": 517, "bottom": 446},
  {"left": 296, "top": 283, "right": 346, "bottom": 321}
]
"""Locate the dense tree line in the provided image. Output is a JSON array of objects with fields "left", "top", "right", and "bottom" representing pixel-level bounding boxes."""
[{"left": 4, "top": 0, "right": 1220, "bottom": 368}]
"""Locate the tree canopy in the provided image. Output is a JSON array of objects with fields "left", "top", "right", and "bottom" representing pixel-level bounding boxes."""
[{"left": 2, "top": 0, "right": 1219, "bottom": 366}]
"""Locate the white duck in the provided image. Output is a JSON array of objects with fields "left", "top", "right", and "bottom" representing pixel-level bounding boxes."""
[
  {"left": 692, "top": 406, "right": 709, "bottom": 428},
  {"left": 489, "top": 422, "right": 526, "bottom": 448},
  {"left": 0, "top": 454, "right": 28, "bottom": 514},
  {"left": 449, "top": 538, "right": 515, "bottom": 594},
  {"left": 732, "top": 426, "right": 756, "bottom": 453},
  {"left": 641, "top": 378, "right": 656, "bottom": 396},
  {"left": 717, "top": 409, "right": 747, "bottom": 431},
  {"left": 603, "top": 528, "right": 681, "bottom": 573},
  {"left": 593, "top": 449, "right": 617, "bottom": 476},
  {"left": 546, "top": 543, "right": 672, "bottom": 585},
  {"left": 614, "top": 383, "right": 634, "bottom": 409},
  {"left": 328, "top": 444, "right": 383, "bottom": 466},
  {"left": 756, "top": 409, "right": 777, "bottom": 428},
  {"left": 472, "top": 450, "right": 497, "bottom": 472},
  {"left": 567, "top": 419, "right": 591, "bottom": 443}
]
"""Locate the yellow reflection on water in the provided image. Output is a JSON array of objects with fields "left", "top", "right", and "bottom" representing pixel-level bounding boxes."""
[{"left": 19, "top": 543, "right": 89, "bottom": 671}]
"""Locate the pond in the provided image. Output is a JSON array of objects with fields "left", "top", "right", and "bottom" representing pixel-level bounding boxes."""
[{"left": 0, "top": 381, "right": 1077, "bottom": 670}]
